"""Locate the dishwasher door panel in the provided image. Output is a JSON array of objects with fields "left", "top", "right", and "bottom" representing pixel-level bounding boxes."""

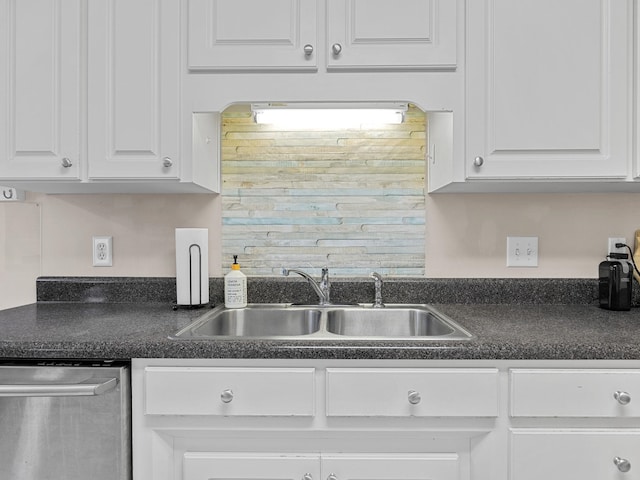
[{"left": 0, "top": 365, "right": 131, "bottom": 480}]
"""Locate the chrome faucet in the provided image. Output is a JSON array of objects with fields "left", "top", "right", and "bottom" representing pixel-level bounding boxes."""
[
  {"left": 282, "top": 266, "right": 331, "bottom": 305},
  {"left": 370, "top": 272, "right": 385, "bottom": 308}
]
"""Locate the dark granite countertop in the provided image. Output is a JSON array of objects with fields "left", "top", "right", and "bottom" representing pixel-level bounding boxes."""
[{"left": 0, "top": 277, "right": 639, "bottom": 361}]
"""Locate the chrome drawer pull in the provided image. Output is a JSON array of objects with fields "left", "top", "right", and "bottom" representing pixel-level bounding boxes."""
[
  {"left": 614, "top": 391, "right": 631, "bottom": 405},
  {"left": 408, "top": 390, "right": 421, "bottom": 405},
  {"left": 220, "top": 389, "right": 234, "bottom": 403},
  {"left": 614, "top": 456, "right": 631, "bottom": 473}
]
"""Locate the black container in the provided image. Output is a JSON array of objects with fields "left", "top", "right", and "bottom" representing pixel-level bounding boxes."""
[{"left": 599, "top": 260, "right": 633, "bottom": 311}]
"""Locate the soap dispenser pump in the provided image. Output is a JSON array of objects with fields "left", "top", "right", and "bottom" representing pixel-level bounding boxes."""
[{"left": 224, "top": 255, "right": 247, "bottom": 308}]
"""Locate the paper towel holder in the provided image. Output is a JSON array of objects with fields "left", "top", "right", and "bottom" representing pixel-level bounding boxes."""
[
  {"left": 188, "top": 243, "right": 202, "bottom": 306},
  {"left": 174, "top": 227, "right": 211, "bottom": 310}
]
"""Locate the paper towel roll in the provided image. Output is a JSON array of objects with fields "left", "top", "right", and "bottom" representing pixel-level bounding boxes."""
[{"left": 175, "top": 228, "right": 209, "bottom": 305}]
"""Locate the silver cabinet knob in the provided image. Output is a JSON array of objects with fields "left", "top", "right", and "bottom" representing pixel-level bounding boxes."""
[
  {"left": 614, "top": 457, "right": 631, "bottom": 473},
  {"left": 220, "top": 389, "right": 234, "bottom": 403},
  {"left": 408, "top": 390, "right": 421, "bottom": 405},
  {"left": 331, "top": 43, "right": 342, "bottom": 55},
  {"left": 302, "top": 475, "right": 313, "bottom": 480},
  {"left": 162, "top": 157, "right": 173, "bottom": 168},
  {"left": 303, "top": 44, "right": 314, "bottom": 56},
  {"left": 473, "top": 156, "right": 484, "bottom": 167},
  {"left": 61, "top": 157, "right": 72, "bottom": 168},
  {"left": 327, "top": 475, "right": 337, "bottom": 480},
  {"left": 615, "top": 391, "right": 632, "bottom": 405}
]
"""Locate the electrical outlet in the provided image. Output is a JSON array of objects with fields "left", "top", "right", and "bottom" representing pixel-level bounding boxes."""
[
  {"left": 93, "top": 236, "right": 113, "bottom": 267},
  {"left": 507, "top": 236, "right": 538, "bottom": 267},
  {"left": 608, "top": 237, "right": 626, "bottom": 256}
]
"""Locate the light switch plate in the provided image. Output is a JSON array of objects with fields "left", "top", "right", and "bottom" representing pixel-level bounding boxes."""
[{"left": 507, "top": 236, "right": 538, "bottom": 267}]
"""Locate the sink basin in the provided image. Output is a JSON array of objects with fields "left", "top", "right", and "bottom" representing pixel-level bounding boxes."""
[
  {"left": 170, "top": 304, "right": 471, "bottom": 341},
  {"left": 171, "top": 305, "right": 322, "bottom": 339},
  {"left": 325, "top": 305, "right": 472, "bottom": 339}
]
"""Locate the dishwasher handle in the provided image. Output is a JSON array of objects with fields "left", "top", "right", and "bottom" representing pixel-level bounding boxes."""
[{"left": 0, "top": 377, "right": 118, "bottom": 397}]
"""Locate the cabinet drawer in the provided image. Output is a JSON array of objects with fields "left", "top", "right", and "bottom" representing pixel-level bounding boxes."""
[
  {"left": 144, "top": 367, "right": 315, "bottom": 416},
  {"left": 326, "top": 368, "right": 498, "bottom": 417},
  {"left": 510, "top": 369, "right": 640, "bottom": 417},
  {"left": 511, "top": 430, "right": 640, "bottom": 480}
]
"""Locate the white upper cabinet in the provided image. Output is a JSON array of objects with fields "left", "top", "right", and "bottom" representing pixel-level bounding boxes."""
[
  {"left": 326, "top": 0, "right": 456, "bottom": 70},
  {"left": 88, "top": 0, "right": 181, "bottom": 180},
  {"left": 465, "top": 0, "right": 631, "bottom": 180},
  {"left": 0, "top": 0, "right": 82, "bottom": 181},
  {"left": 187, "top": 0, "right": 456, "bottom": 71},
  {"left": 188, "top": 0, "right": 318, "bottom": 71},
  {"left": 0, "top": 0, "right": 218, "bottom": 193}
]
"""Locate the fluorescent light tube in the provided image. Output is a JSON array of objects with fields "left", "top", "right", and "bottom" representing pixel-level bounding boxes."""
[{"left": 251, "top": 103, "right": 407, "bottom": 129}]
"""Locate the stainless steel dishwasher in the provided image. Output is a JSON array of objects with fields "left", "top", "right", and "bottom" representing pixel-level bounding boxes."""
[{"left": 0, "top": 360, "right": 130, "bottom": 479}]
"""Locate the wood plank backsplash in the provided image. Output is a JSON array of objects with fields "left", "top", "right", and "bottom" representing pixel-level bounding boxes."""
[{"left": 221, "top": 105, "right": 426, "bottom": 276}]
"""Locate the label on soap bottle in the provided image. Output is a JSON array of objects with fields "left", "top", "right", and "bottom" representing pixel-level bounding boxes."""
[{"left": 224, "top": 272, "right": 247, "bottom": 308}]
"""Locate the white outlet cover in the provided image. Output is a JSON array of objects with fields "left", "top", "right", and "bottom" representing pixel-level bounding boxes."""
[
  {"left": 607, "top": 237, "right": 626, "bottom": 256},
  {"left": 93, "top": 236, "right": 113, "bottom": 267},
  {"left": 0, "top": 186, "right": 25, "bottom": 202},
  {"left": 507, "top": 236, "right": 538, "bottom": 267}
]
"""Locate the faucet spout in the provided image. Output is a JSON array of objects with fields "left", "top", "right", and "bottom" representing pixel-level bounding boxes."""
[
  {"left": 282, "top": 267, "right": 331, "bottom": 305},
  {"left": 370, "top": 272, "right": 385, "bottom": 308}
]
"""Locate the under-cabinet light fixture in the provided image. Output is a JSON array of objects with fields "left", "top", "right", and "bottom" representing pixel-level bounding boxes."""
[{"left": 251, "top": 102, "right": 408, "bottom": 129}]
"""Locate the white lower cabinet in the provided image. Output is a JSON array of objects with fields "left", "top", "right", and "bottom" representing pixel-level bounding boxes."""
[
  {"left": 132, "top": 360, "right": 640, "bottom": 480},
  {"left": 132, "top": 360, "right": 498, "bottom": 480},
  {"left": 510, "top": 369, "right": 640, "bottom": 418},
  {"left": 321, "top": 454, "right": 459, "bottom": 480},
  {"left": 509, "top": 368, "right": 640, "bottom": 480},
  {"left": 183, "top": 453, "right": 458, "bottom": 480},
  {"left": 183, "top": 453, "right": 321, "bottom": 480},
  {"left": 510, "top": 431, "right": 640, "bottom": 480},
  {"left": 144, "top": 367, "right": 316, "bottom": 416},
  {"left": 326, "top": 368, "right": 498, "bottom": 417}
]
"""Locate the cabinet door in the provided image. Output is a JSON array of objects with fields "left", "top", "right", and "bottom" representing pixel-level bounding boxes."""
[
  {"left": 322, "top": 454, "right": 459, "bottom": 480},
  {"left": 87, "top": 0, "right": 180, "bottom": 180},
  {"left": 511, "top": 430, "right": 640, "bottom": 480},
  {"left": 188, "top": 0, "right": 318, "bottom": 71},
  {"left": 326, "top": 0, "right": 456, "bottom": 70},
  {"left": 466, "top": 0, "right": 630, "bottom": 179},
  {"left": 0, "top": 0, "right": 81, "bottom": 180},
  {"left": 183, "top": 453, "right": 320, "bottom": 480}
]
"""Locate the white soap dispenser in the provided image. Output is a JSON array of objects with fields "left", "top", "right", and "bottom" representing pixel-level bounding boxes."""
[{"left": 224, "top": 255, "right": 247, "bottom": 308}]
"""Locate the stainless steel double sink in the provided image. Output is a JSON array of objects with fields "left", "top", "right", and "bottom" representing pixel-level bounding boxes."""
[{"left": 171, "top": 304, "right": 472, "bottom": 341}]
